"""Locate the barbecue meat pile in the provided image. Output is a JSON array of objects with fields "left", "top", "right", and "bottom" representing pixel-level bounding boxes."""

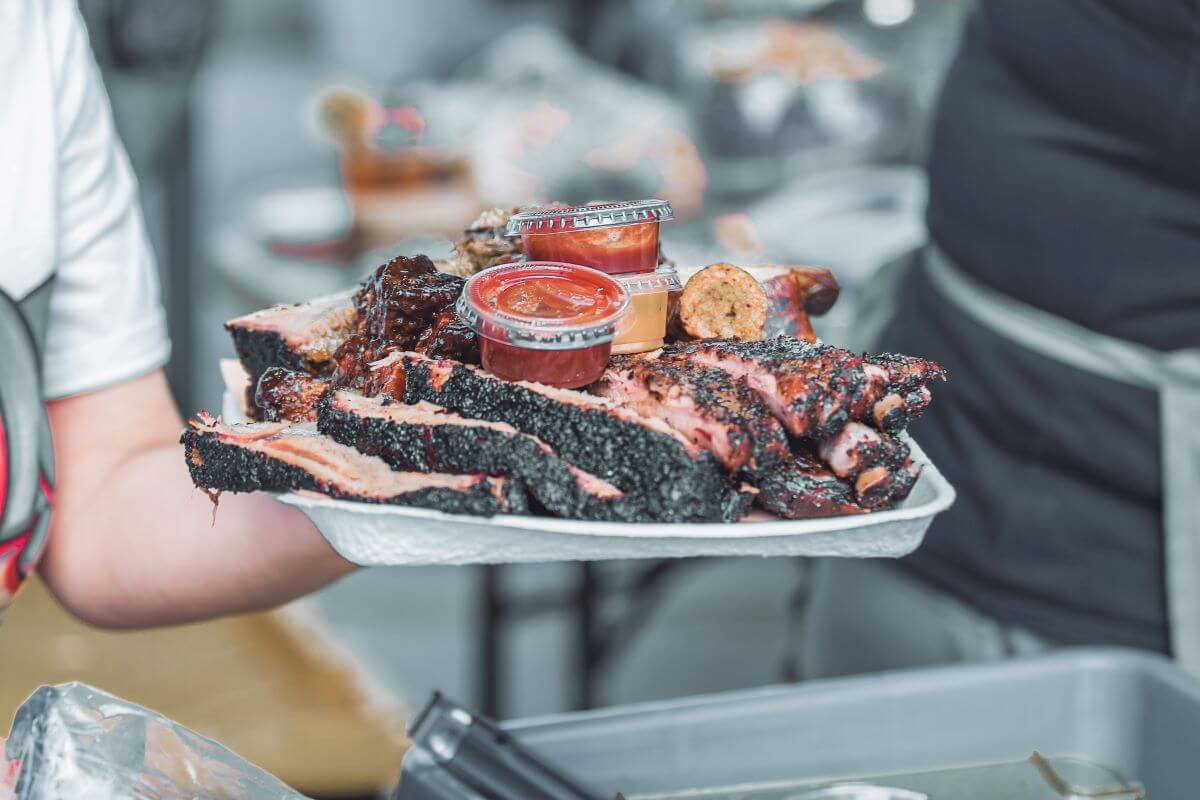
[{"left": 200, "top": 253, "right": 946, "bottom": 522}]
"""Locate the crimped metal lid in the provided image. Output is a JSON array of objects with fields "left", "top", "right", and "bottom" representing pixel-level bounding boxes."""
[
  {"left": 616, "top": 264, "right": 683, "bottom": 294},
  {"left": 457, "top": 261, "right": 630, "bottom": 351},
  {"left": 505, "top": 199, "right": 674, "bottom": 235}
]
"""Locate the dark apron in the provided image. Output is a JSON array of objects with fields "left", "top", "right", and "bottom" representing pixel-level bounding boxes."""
[{"left": 867, "top": 246, "right": 1200, "bottom": 675}]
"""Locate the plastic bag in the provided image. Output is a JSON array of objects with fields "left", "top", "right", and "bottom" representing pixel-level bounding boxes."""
[{"left": 3, "top": 683, "right": 308, "bottom": 799}]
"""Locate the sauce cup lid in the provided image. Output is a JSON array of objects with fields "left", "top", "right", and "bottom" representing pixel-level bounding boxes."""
[
  {"left": 615, "top": 263, "right": 683, "bottom": 294},
  {"left": 457, "top": 261, "right": 630, "bottom": 350},
  {"left": 505, "top": 199, "right": 674, "bottom": 235}
]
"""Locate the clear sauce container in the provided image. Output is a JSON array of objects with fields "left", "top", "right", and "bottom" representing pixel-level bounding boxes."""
[
  {"left": 506, "top": 200, "right": 674, "bottom": 275},
  {"left": 457, "top": 262, "right": 629, "bottom": 388},
  {"left": 612, "top": 266, "right": 684, "bottom": 355}
]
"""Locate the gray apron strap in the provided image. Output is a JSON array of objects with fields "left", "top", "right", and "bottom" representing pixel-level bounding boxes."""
[
  {"left": 924, "top": 244, "right": 1200, "bottom": 675},
  {"left": 848, "top": 251, "right": 916, "bottom": 354}
]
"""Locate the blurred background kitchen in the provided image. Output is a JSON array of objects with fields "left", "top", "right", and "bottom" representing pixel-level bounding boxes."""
[{"left": 3, "top": 0, "right": 968, "bottom": 796}]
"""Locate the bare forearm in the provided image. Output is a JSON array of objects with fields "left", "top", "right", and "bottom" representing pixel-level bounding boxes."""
[
  {"left": 41, "top": 441, "right": 354, "bottom": 627},
  {"left": 37, "top": 368, "right": 357, "bottom": 627}
]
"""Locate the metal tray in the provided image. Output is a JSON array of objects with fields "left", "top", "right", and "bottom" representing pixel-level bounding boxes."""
[
  {"left": 500, "top": 649, "right": 1198, "bottom": 800},
  {"left": 221, "top": 390, "right": 954, "bottom": 566}
]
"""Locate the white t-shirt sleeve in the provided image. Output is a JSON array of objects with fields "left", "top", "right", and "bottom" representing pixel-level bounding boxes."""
[{"left": 39, "top": 0, "right": 170, "bottom": 399}]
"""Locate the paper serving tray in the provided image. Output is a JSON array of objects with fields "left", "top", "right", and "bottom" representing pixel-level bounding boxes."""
[{"left": 220, "top": 388, "right": 954, "bottom": 565}]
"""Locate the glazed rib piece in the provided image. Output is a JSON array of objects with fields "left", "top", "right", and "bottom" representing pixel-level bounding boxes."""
[
  {"left": 254, "top": 368, "right": 330, "bottom": 423},
  {"left": 662, "top": 339, "right": 944, "bottom": 437},
  {"left": 592, "top": 356, "right": 789, "bottom": 476},
  {"left": 355, "top": 254, "right": 466, "bottom": 349},
  {"left": 226, "top": 289, "right": 357, "bottom": 380},
  {"left": 753, "top": 452, "right": 864, "bottom": 519},
  {"left": 318, "top": 390, "right": 650, "bottom": 522},
  {"left": 331, "top": 254, "right": 478, "bottom": 390},
  {"left": 181, "top": 415, "right": 525, "bottom": 516},
  {"left": 366, "top": 352, "right": 749, "bottom": 523}
]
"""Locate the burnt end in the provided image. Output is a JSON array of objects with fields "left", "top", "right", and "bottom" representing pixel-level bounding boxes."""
[
  {"left": 255, "top": 368, "right": 331, "bottom": 423},
  {"left": 316, "top": 395, "right": 647, "bottom": 522},
  {"left": 752, "top": 453, "right": 864, "bottom": 519},
  {"left": 393, "top": 356, "right": 742, "bottom": 523},
  {"left": 414, "top": 309, "right": 480, "bottom": 364},
  {"left": 180, "top": 426, "right": 524, "bottom": 516},
  {"left": 356, "top": 255, "right": 465, "bottom": 348}
]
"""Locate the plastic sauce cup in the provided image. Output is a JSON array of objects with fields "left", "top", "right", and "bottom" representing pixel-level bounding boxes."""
[
  {"left": 506, "top": 200, "right": 674, "bottom": 275},
  {"left": 457, "top": 262, "right": 630, "bottom": 389},
  {"left": 612, "top": 266, "right": 684, "bottom": 355}
]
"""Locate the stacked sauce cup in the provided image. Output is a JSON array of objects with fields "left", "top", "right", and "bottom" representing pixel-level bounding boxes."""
[{"left": 505, "top": 200, "right": 680, "bottom": 355}]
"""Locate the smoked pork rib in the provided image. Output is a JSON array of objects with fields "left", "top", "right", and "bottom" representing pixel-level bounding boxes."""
[
  {"left": 661, "top": 339, "right": 864, "bottom": 439},
  {"left": 226, "top": 289, "right": 357, "bottom": 380},
  {"left": 817, "top": 422, "right": 920, "bottom": 509},
  {"left": 593, "top": 356, "right": 789, "bottom": 477},
  {"left": 754, "top": 452, "right": 864, "bottom": 519},
  {"left": 662, "top": 339, "right": 943, "bottom": 437},
  {"left": 366, "top": 352, "right": 749, "bottom": 523},
  {"left": 318, "top": 391, "right": 650, "bottom": 522},
  {"left": 182, "top": 416, "right": 526, "bottom": 516},
  {"left": 859, "top": 353, "right": 945, "bottom": 434}
]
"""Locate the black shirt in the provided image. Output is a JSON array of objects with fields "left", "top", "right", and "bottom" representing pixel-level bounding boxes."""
[{"left": 884, "top": 1, "right": 1200, "bottom": 651}]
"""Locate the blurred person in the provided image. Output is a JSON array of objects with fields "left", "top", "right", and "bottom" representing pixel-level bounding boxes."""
[
  {"left": 801, "top": 2, "right": 1200, "bottom": 676},
  {"left": 0, "top": 0, "right": 354, "bottom": 629}
]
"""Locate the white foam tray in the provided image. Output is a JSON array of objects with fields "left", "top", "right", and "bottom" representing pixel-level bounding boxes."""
[{"left": 221, "top": 390, "right": 954, "bottom": 565}]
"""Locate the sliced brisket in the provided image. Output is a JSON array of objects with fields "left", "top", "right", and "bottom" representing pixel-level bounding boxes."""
[
  {"left": 367, "top": 352, "right": 744, "bottom": 523},
  {"left": 318, "top": 390, "right": 650, "bottom": 522},
  {"left": 226, "top": 289, "right": 357, "bottom": 380},
  {"left": 181, "top": 416, "right": 526, "bottom": 516},
  {"left": 593, "top": 356, "right": 789, "bottom": 477}
]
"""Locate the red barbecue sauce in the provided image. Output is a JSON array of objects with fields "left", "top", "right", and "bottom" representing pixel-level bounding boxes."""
[
  {"left": 461, "top": 263, "right": 628, "bottom": 388},
  {"left": 521, "top": 220, "right": 660, "bottom": 275}
]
